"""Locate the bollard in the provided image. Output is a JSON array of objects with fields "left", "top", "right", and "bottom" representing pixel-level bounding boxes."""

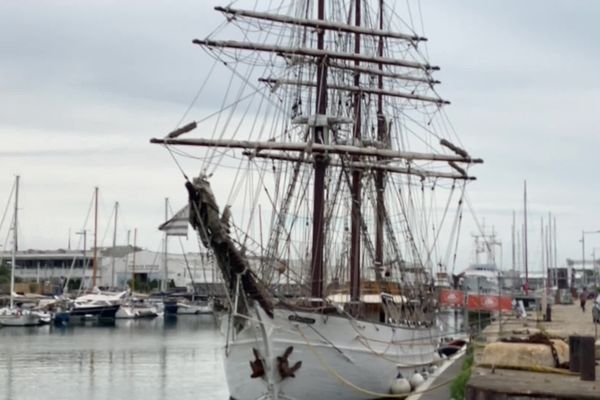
[
  {"left": 580, "top": 336, "right": 596, "bottom": 381},
  {"left": 545, "top": 304, "right": 552, "bottom": 322},
  {"left": 569, "top": 336, "right": 582, "bottom": 373}
]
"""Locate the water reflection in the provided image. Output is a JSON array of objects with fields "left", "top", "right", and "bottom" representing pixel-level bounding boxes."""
[{"left": 0, "top": 316, "right": 228, "bottom": 400}]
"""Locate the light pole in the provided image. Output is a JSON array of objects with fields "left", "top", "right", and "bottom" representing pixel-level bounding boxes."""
[
  {"left": 592, "top": 247, "right": 600, "bottom": 287},
  {"left": 581, "top": 230, "right": 600, "bottom": 288}
]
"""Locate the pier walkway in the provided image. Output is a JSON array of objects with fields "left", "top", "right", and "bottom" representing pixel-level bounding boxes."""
[{"left": 467, "top": 303, "right": 600, "bottom": 399}]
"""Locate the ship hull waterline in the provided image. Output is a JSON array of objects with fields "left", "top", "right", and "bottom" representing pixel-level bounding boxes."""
[{"left": 223, "top": 307, "right": 445, "bottom": 400}]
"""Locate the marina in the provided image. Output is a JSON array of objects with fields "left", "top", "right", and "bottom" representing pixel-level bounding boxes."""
[
  {"left": 0, "top": 317, "right": 228, "bottom": 400},
  {"left": 2, "top": 1, "right": 600, "bottom": 400}
]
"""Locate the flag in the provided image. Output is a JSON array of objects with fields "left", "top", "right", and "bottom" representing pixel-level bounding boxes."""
[{"left": 158, "top": 205, "right": 189, "bottom": 237}]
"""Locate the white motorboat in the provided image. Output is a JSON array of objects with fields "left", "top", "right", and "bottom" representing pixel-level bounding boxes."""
[
  {"left": 116, "top": 301, "right": 159, "bottom": 319},
  {"left": 69, "top": 290, "right": 126, "bottom": 320},
  {"left": 177, "top": 298, "right": 214, "bottom": 315}
]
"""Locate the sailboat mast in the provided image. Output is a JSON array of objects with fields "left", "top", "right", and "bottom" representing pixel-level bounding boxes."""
[
  {"left": 553, "top": 215, "right": 557, "bottom": 286},
  {"left": 374, "top": 0, "right": 385, "bottom": 276},
  {"left": 511, "top": 210, "right": 516, "bottom": 296},
  {"left": 10, "top": 175, "right": 19, "bottom": 309},
  {"left": 523, "top": 180, "right": 529, "bottom": 295},
  {"left": 111, "top": 201, "right": 119, "bottom": 288},
  {"left": 132, "top": 228, "right": 137, "bottom": 291},
  {"left": 310, "top": 0, "right": 328, "bottom": 299},
  {"left": 163, "top": 197, "right": 169, "bottom": 292},
  {"left": 350, "top": 0, "right": 362, "bottom": 302},
  {"left": 92, "top": 186, "right": 98, "bottom": 288}
]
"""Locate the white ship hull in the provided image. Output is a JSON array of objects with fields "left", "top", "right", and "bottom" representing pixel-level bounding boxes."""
[{"left": 224, "top": 307, "right": 442, "bottom": 400}]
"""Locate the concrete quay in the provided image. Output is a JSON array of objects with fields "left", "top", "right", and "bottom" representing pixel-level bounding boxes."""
[{"left": 467, "top": 303, "right": 600, "bottom": 399}]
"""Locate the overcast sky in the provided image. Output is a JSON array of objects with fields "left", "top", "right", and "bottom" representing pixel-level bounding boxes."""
[{"left": 1, "top": 0, "right": 599, "bottom": 274}]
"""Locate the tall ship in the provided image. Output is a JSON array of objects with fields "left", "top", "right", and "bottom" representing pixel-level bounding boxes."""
[{"left": 151, "top": 1, "right": 481, "bottom": 399}]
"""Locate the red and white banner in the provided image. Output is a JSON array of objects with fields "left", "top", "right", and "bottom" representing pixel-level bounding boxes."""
[
  {"left": 439, "top": 289, "right": 465, "bottom": 307},
  {"left": 439, "top": 289, "right": 512, "bottom": 311},
  {"left": 467, "top": 294, "right": 512, "bottom": 312}
]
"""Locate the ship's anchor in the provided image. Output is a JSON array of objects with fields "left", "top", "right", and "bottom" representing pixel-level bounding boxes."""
[
  {"left": 249, "top": 348, "right": 265, "bottom": 379},
  {"left": 277, "top": 346, "right": 302, "bottom": 379}
]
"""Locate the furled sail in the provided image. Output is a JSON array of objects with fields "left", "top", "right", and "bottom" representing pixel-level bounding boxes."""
[{"left": 185, "top": 175, "right": 273, "bottom": 320}]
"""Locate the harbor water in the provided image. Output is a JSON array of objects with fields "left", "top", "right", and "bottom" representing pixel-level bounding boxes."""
[{"left": 0, "top": 316, "right": 229, "bottom": 400}]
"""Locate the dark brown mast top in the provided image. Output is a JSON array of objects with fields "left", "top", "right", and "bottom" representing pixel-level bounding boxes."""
[
  {"left": 350, "top": 0, "right": 362, "bottom": 302},
  {"left": 310, "top": 0, "right": 328, "bottom": 299}
]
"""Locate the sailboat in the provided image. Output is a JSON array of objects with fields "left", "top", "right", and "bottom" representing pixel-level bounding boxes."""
[
  {"left": 68, "top": 187, "right": 122, "bottom": 321},
  {"left": 151, "top": 2, "right": 481, "bottom": 399},
  {"left": 0, "top": 176, "right": 41, "bottom": 327}
]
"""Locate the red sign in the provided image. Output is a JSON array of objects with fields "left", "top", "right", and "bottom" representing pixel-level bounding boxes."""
[
  {"left": 439, "top": 289, "right": 465, "bottom": 307},
  {"left": 467, "top": 294, "right": 512, "bottom": 312}
]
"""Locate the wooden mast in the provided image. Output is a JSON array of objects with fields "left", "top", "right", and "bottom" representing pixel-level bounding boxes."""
[
  {"left": 374, "top": 0, "right": 386, "bottom": 278},
  {"left": 310, "top": 0, "right": 328, "bottom": 299},
  {"left": 92, "top": 186, "right": 98, "bottom": 288},
  {"left": 350, "top": 0, "right": 362, "bottom": 302}
]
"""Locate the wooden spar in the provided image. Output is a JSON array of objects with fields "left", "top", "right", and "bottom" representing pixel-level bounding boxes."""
[
  {"left": 192, "top": 39, "right": 439, "bottom": 71},
  {"left": 150, "top": 137, "right": 484, "bottom": 164},
  {"left": 92, "top": 186, "right": 98, "bottom": 288},
  {"left": 440, "top": 139, "right": 469, "bottom": 158},
  {"left": 350, "top": 0, "right": 362, "bottom": 301},
  {"left": 167, "top": 121, "right": 197, "bottom": 138},
  {"left": 215, "top": 6, "right": 427, "bottom": 43},
  {"left": 240, "top": 150, "right": 475, "bottom": 180},
  {"left": 258, "top": 78, "right": 449, "bottom": 105},
  {"left": 328, "top": 62, "right": 439, "bottom": 85},
  {"left": 448, "top": 161, "right": 467, "bottom": 177},
  {"left": 310, "top": 0, "right": 327, "bottom": 300}
]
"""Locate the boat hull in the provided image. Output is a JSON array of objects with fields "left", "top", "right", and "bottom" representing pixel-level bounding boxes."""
[
  {"left": 69, "top": 304, "right": 120, "bottom": 320},
  {"left": 177, "top": 302, "right": 214, "bottom": 315},
  {"left": 223, "top": 308, "right": 442, "bottom": 400},
  {"left": 0, "top": 314, "right": 41, "bottom": 327},
  {"left": 163, "top": 300, "right": 179, "bottom": 317}
]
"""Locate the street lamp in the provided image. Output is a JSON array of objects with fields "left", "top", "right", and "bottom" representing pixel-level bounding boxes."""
[
  {"left": 581, "top": 230, "right": 600, "bottom": 288},
  {"left": 592, "top": 247, "right": 600, "bottom": 287}
]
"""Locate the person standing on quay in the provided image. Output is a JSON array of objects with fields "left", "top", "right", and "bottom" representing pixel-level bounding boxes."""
[{"left": 580, "top": 287, "right": 588, "bottom": 312}]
